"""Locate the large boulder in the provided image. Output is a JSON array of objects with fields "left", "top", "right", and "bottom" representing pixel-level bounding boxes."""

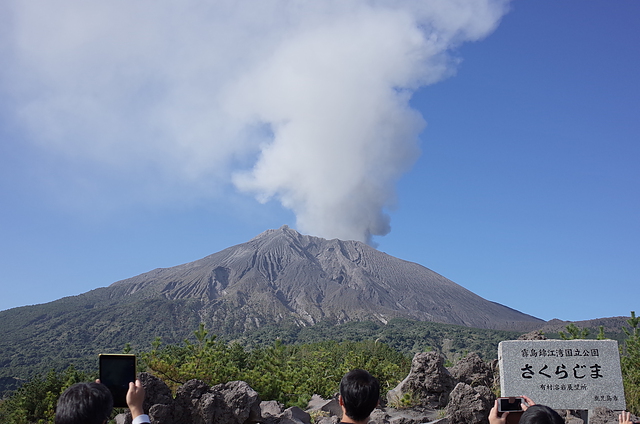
[
  {"left": 170, "top": 379, "right": 261, "bottom": 424},
  {"left": 445, "top": 383, "right": 494, "bottom": 424},
  {"left": 387, "top": 352, "right": 455, "bottom": 408},
  {"left": 259, "top": 401, "right": 312, "bottom": 424},
  {"left": 306, "top": 394, "right": 341, "bottom": 417},
  {"left": 448, "top": 353, "right": 494, "bottom": 388},
  {"left": 201, "top": 381, "right": 261, "bottom": 424},
  {"left": 173, "top": 379, "right": 211, "bottom": 424},
  {"left": 279, "top": 407, "right": 311, "bottom": 424}
]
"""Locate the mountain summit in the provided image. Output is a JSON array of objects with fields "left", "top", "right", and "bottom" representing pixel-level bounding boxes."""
[{"left": 108, "top": 225, "right": 542, "bottom": 331}]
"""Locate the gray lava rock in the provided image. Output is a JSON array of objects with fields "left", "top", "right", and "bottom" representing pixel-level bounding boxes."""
[
  {"left": 306, "top": 394, "right": 341, "bottom": 417},
  {"left": 448, "top": 353, "right": 494, "bottom": 388},
  {"left": 378, "top": 407, "right": 438, "bottom": 424},
  {"left": 315, "top": 417, "right": 339, "bottom": 424},
  {"left": 387, "top": 352, "right": 455, "bottom": 408},
  {"left": 173, "top": 379, "right": 211, "bottom": 423},
  {"left": 445, "top": 383, "right": 494, "bottom": 424},
  {"left": 589, "top": 407, "right": 639, "bottom": 424},
  {"left": 261, "top": 400, "right": 285, "bottom": 418},
  {"left": 279, "top": 406, "right": 311, "bottom": 424},
  {"left": 518, "top": 330, "right": 547, "bottom": 340}
]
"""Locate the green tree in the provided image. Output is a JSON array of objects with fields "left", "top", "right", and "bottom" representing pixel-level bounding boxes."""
[
  {"left": 621, "top": 311, "right": 640, "bottom": 415},
  {"left": 141, "top": 324, "right": 411, "bottom": 408},
  {"left": 241, "top": 339, "right": 409, "bottom": 408},
  {"left": 0, "top": 366, "right": 90, "bottom": 424},
  {"left": 559, "top": 323, "right": 589, "bottom": 340},
  {"left": 140, "top": 323, "right": 247, "bottom": 390}
]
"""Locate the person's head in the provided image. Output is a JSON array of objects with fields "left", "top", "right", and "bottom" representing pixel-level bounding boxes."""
[
  {"left": 55, "top": 382, "right": 113, "bottom": 424},
  {"left": 520, "top": 405, "right": 564, "bottom": 424},
  {"left": 339, "top": 369, "right": 380, "bottom": 422}
]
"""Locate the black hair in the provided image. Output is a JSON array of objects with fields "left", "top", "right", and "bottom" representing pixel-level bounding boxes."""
[
  {"left": 55, "top": 382, "right": 113, "bottom": 424},
  {"left": 519, "top": 405, "right": 564, "bottom": 424},
  {"left": 339, "top": 369, "right": 380, "bottom": 422}
]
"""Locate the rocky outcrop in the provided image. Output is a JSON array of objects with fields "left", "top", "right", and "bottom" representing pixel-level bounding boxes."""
[
  {"left": 448, "top": 353, "right": 494, "bottom": 388},
  {"left": 387, "top": 352, "right": 455, "bottom": 408},
  {"left": 446, "top": 383, "right": 494, "bottom": 424},
  {"left": 117, "top": 373, "right": 261, "bottom": 424}
]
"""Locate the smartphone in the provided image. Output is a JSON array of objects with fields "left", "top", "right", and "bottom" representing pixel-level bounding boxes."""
[
  {"left": 99, "top": 354, "right": 136, "bottom": 408},
  {"left": 498, "top": 397, "right": 524, "bottom": 413}
]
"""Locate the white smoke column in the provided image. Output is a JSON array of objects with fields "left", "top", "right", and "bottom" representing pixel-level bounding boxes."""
[{"left": 0, "top": 0, "right": 509, "bottom": 243}]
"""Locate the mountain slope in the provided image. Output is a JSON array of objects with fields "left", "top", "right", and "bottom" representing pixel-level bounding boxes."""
[{"left": 107, "top": 225, "right": 542, "bottom": 330}]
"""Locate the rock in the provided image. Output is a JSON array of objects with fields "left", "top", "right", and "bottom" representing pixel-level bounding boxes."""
[
  {"left": 448, "top": 353, "right": 494, "bottom": 388},
  {"left": 369, "top": 408, "right": 390, "bottom": 424},
  {"left": 379, "top": 407, "right": 438, "bottom": 424},
  {"left": 260, "top": 400, "right": 285, "bottom": 418},
  {"left": 315, "top": 417, "right": 339, "bottom": 424},
  {"left": 149, "top": 403, "right": 173, "bottom": 424},
  {"left": 590, "top": 407, "right": 639, "bottom": 424},
  {"left": 387, "top": 352, "right": 455, "bottom": 408},
  {"left": 173, "top": 379, "right": 211, "bottom": 423},
  {"left": 518, "top": 330, "right": 547, "bottom": 340},
  {"left": 279, "top": 406, "right": 311, "bottom": 424},
  {"left": 445, "top": 383, "right": 494, "bottom": 424},
  {"left": 137, "top": 372, "right": 174, "bottom": 423},
  {"left": 139, "top": 372, "right": 173, "bottom": 407},
  {"left": 202, "top": 380, "right": 261, "bottom": 424},
  {"left": 306, "top": 394, "right": 341, "bottom": 417},
  {"left": 168, "top": 379, "right": 261, "bottom": 424}
]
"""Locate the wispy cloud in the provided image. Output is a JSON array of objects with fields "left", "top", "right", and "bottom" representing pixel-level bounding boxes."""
[{"left": 0, "top": 0, "right": 509, "bottom": 243}]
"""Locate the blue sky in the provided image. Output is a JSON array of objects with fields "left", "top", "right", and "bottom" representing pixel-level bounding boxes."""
[{"left": 0, "top": 0, "right": 638, "bottom": 323}]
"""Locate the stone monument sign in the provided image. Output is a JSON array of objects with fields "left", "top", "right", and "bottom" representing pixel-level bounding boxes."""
[{"left": 498, "top": 339, "right": 626, "bottom": 410}]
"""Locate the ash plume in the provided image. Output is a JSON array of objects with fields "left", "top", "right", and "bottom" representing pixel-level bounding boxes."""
[{"left": 0, "top": 0, "right": 509, "bottom": 243}]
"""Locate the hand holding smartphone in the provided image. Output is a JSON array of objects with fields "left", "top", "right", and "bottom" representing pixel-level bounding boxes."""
[
  {"left": 498, "top": 397, "right": 524, "bottom": 413},
  {"left": 99, "top": 354, "right": 136, "bottom": 408}
]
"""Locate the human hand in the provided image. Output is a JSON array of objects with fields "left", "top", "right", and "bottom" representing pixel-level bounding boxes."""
[
  {"left": 126, "top": 379, "right": 146, "bottom": 419},
  {"left": 489, "top": 399, "right": 508, "bottom": 424},
  {"left": 520, "top": 395, "right": 535, "bottom": 411},
  {"left": 619, "top": 411, "right": 633, "bottom": 424}
]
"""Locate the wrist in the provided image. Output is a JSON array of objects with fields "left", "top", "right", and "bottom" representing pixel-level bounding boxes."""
[{"left": 130, "top": 406, "right": 144, "bottom": 418}]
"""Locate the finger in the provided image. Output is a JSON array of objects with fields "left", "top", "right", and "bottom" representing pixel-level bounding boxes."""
[
  {"left": 489, "top": 400, "right": 499, "bottom": 418},
  {"left": 521, "top": 395, "right": 535, "bottom": 408}
]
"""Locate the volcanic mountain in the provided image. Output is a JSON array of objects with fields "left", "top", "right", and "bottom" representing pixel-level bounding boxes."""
[
  {"left": 0, "top": 226, "right": 544, "bottom": 393},
  {"left": 106, "top": 225, "right": 542, "bottom": 330}
]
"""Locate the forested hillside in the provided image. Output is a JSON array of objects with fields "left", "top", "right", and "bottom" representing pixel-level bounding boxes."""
[{"left": 0, "top": 317, "right": 523, "bottom": 397}]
